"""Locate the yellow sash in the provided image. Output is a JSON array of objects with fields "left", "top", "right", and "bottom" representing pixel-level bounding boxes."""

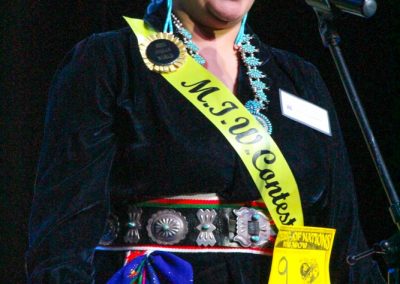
[
  {"left": 125, "top": 17, "right": 337, "bottom": 284},
  {"left": 124, "top": 17, "right": 303, "bottom": 228}
]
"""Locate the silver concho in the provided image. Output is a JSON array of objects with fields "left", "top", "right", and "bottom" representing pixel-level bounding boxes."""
[
  {"left": 124, "top": 206, "right": 143, "bottom": 244},
  {"left": 196, "top": 209, "right": 217, "bottom": 246},
  {"left": 99, "top": 213, "right": 120, "bottom": 246},
  {"left": 233, "top": 207, "right": 273, "bottom": 248},
  {"left": 146, "top": 209, "right": 188, "bottom": 245}
]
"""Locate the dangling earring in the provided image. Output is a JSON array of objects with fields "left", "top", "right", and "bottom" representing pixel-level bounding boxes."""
[
  {"left": 163, "top": 0, "right": 174, "bottom": 33},
  {"left": 234, "top": 13, "right": 248, "bottom": 46}
]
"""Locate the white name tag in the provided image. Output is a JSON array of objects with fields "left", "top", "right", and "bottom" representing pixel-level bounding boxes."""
[{"left": 279, "top": 89, "right": 332, "bottom": 136}]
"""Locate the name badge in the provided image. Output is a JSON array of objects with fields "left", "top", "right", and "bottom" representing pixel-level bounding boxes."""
[{"left": 280, "top": 89, "right": 332, "bottom": 136}]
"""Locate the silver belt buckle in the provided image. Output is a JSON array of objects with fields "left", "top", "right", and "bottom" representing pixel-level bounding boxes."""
[
  {"left": 233, "top": 207, "right": 273, "bottom": 248},
  {"left": 147, "top": 209, "right": 189, "bottom": 245}
]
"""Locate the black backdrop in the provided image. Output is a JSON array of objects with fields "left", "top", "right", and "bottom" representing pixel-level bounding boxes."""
[{"left": 1, "top": 1, "right": 399, "bottom": 282}]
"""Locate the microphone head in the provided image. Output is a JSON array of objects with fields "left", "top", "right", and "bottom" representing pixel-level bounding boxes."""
[
  {"left": 305, "top": 0, "right": 377, "bottom": 18},
  {"left": 332, "top": 0, "right": 377, "bottom": 17},
  {"left": 362, "top": 0, "right": 377, "bottom": 18}
]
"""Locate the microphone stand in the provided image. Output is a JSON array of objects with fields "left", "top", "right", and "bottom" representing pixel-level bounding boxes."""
[{"left": 306, "top": 4, "right": 400, "bottom": 283}]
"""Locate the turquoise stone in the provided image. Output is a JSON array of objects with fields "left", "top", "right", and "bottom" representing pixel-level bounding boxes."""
[
  {"left": 181, "top": 28, "right": 192, "bottom": 40},
  {"left": 193, "top": 54, "right": 206, "bottom": 65},
  {"left": 201, "top": 224, "right": 210, "bottom": 231},
  {"left": 162, "top": 224, "right": 170, "bottom": 231},
  {"left": 240, "top": 34, "right": 252, "bottom": 42},
  {"left": 252, "top": 214, "right": 260, "bottom": 221},
  {"left": 251, "top": 80, "right": 267, "bottom": 90},
  {"left": 186, "top": 41, "right": 199, "bottom": 52},
  {"left": 245, "top": 100, "right": 262, "bottom": 111},
  {"left": 128, "top": 222, "right": 136, "bottom": 228},
  {"left": 242, "top": 43, "right": 257, "bottom": 53},
  {"left": 251, "top": 235, "right": 260, "bottom": 242},
  {"left": 255, "top": 90, "right": 268, "bottom": 101},
  {"left": 244, "top": 56, "right": 261, "bottom": 67},
  {"left": 248, "top": 69, "right": 264, "bottom": 79}
]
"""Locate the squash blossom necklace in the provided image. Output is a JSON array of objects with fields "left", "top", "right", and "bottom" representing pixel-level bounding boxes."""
[{"left": 171, "top": 13, "right": 273, "bottom": 135}]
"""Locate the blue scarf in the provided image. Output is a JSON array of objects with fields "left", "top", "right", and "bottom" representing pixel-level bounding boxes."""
[{"left": 107, "top": 251, "right": 193, "bottom": 284}]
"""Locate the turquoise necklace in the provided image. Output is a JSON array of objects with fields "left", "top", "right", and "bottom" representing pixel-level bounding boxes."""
[{"left": 171, "top": 14, "right": 273, "bottom": 135}]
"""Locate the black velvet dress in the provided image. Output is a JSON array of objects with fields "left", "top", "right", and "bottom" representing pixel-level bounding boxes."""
[{"left": 26, "top": 12, "right": 384, "bottom": 284}]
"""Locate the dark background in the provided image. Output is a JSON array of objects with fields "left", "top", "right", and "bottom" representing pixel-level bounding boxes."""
[{"left": 1, "top": 1, "right": 399, "bottom": 282}]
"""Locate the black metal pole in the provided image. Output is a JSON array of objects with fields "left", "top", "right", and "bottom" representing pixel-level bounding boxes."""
[
  {"left": 314, "top": 6, "right": 400, "bottom": 230},
  {"left": 308, "top": 7, "right": 400, "bottom": 283},
  {"left": 313, "top": 8, "right": 400, "bottom": 230},
  {"left": 327, "top": 32, "right": 400, "bottom": 229}
]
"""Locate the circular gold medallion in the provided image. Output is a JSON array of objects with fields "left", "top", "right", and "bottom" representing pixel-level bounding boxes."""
[{"left": 139, "top": 33, "right": 186, "bottom": 73}]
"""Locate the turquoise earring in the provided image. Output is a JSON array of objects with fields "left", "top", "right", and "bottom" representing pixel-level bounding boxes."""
[
  {"left": 163, "top": 0, "right": 174, "bottom": 33},
  {"left": 234, "top": 13, "right": 248, "bottom": 46}
]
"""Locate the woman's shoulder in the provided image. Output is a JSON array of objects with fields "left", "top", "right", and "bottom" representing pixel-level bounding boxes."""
[
  {"left": 258, "top": 39, "right": 326, "bottom": 93},
  {"left": 93, "top": 26, "right": 134, "bottom": 43},
  {"left": 266, "top": 43, "right": 320, "bottom": 76},
  {"left": 58, "top": 26, "right": 139, "bottom": 73},
  {"left": 257, "top": 38, "right": 331, "bottom": 105},
  {"left": 77, "top": 26, "right": 137, "bottom": 53}
]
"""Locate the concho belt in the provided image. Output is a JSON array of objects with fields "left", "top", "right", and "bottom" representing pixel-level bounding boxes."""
[{"left": 96, "top": 195, "right": 276, "bottom": 255}]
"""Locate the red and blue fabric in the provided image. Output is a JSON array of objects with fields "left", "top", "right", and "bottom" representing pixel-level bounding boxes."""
[{"left": 107, "top": 251, "right": 193, "bottom": 284}]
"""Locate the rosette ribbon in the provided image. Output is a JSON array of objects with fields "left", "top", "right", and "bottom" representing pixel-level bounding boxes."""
[{"left": 107, "top": 251, "right": 193, "bottom": 284}]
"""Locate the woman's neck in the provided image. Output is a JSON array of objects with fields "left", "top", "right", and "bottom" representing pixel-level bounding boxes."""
[{"left": 173, "top": 10, "right": 241, "bottom": 94}]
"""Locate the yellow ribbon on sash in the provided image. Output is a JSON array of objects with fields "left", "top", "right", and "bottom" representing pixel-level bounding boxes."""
[{"left": 124, "top": 17, "right": 304, "bottom": 229}]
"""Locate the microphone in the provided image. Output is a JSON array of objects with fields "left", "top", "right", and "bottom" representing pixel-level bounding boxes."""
[{"left": 305, "top": 0, "right": 377, "bottom": 18}]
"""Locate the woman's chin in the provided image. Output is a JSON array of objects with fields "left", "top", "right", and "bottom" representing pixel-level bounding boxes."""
[{"left": 205, "top": 2, "right": 246, "bottom": 23}]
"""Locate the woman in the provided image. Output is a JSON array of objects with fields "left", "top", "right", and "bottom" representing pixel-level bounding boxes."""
[{"left": 26, "top": 0, "right": 384, "bottom": 283}]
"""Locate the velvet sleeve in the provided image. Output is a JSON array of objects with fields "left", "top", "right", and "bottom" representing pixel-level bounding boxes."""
[
  {"left": 308, "top": 67, "right": 385, "bottom": 283},
  {"left": 26, "top": 34, "right": 118, "bottom": 283},
  {"left": 270, "top": 47, "right": 384, "bottom": 282},
  {"left": 327, "top": 117, "right": 385, "bottom": 283}
]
